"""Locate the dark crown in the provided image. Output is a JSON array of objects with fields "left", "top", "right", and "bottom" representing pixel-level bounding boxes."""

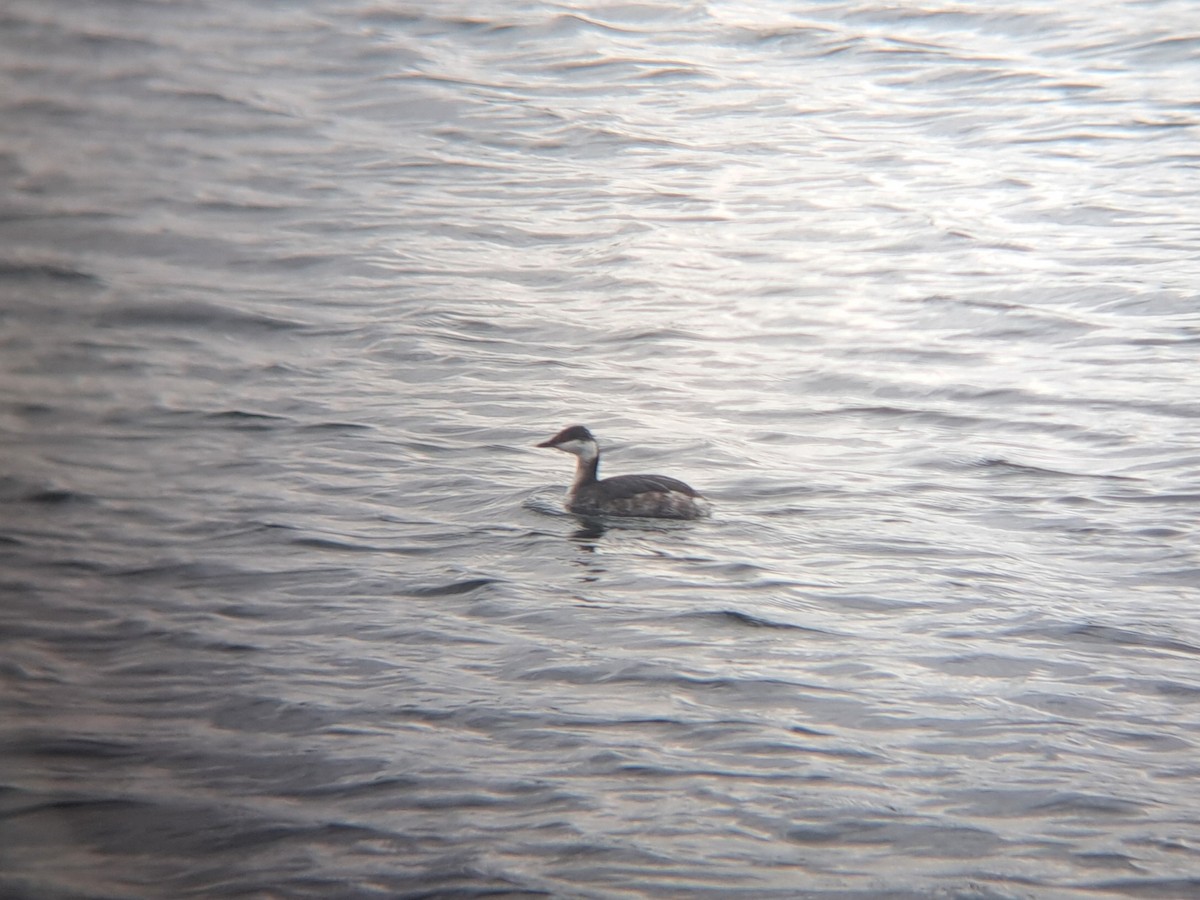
[{"left": 545, "top": 424, "right": 594, "bottom": 446}]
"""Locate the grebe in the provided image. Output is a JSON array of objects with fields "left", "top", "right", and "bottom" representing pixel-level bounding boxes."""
[{"left": 537, "top": 425, "right": 711, "bottom": 520}]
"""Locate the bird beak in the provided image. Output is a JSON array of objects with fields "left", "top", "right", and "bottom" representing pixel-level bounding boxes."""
[{"left": 536, "top": 438, "right": 555, "bottom": 448}]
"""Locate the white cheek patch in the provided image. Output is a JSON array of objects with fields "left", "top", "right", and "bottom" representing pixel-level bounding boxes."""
[{"left": 557, "top": 439, "right": 597, "bottom": 460}]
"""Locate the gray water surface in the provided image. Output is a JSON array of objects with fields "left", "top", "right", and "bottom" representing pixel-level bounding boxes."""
[{"left": 2, "top": 1, "right": 1199, "bottom": 898}]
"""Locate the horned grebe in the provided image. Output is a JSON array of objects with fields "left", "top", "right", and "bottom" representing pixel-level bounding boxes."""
[{"left": 537, "top": 425, "right": 711, "bottom": 520}]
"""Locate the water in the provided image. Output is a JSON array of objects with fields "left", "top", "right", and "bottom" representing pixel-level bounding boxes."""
[{"left": 2, "top": 1, "right": 1198, "bottom": 897}]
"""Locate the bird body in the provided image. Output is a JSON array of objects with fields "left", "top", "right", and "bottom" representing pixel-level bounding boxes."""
[{"left": 537, "top": 425, "right": 711, "bottom": 520}]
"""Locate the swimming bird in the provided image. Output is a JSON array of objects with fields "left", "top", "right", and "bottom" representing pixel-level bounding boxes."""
[{"left": 537, "top": 425, "right": 711, "bottom": 520}]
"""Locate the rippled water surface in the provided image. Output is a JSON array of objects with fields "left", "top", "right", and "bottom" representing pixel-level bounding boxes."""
[{"left": 2, "top": 1, "right": 1199, "bottom": 897}]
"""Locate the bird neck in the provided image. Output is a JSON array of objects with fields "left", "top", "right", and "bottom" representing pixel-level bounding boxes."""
[{"left": 572, "top": 450, "right": 600, "bottom": 489}]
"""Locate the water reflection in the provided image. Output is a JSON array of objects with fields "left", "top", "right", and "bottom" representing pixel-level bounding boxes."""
[{"left": 569, "top": 519, "right": 607, "bottom": 543}]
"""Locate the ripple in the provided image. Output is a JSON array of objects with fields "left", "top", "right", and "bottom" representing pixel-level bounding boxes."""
[
  {"left": 93, "top": 299, "right": 306, "bottom": 332},
  {"left": 404, "top": 577, "right": 501, "bottom": 597}
]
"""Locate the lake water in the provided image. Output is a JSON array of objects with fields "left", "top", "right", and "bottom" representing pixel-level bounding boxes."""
[{"left": 2, "top": 1, "right": 1199, "bottom": 897}]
